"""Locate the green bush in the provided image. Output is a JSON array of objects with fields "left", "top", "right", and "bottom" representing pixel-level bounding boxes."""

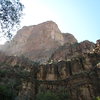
[
  {"left": 36, "top": 91, "right": 60, "bottom": 100},
  {"left": 36, "top": 90, "right": 70, "bottom": 100},
  {"left": 0, "top": 69, "right": 8, "bottom": 77},
  {"left": 0, "top": 84, "right": 16, "bottom": 100},
  {"left": 0, "top": 85, "right": 11, "bottom": 99},
  {"left": 94, "top": 96, "right": 100, "bottom": 100}
]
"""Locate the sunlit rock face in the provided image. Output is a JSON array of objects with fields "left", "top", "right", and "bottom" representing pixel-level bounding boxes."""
[
  {"left": 94, "top": 39, "right": 100, "bottom": 54},
  {"left": 0, "top": 21, "right": 77, "bottom": 63},
  {"left": 0, "top": 33, "right": 100, "bottom": 100}
]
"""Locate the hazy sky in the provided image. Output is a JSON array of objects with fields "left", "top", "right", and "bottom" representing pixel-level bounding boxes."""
[{"left": 0, "top": 0, "right": 100, "bottom": 44}]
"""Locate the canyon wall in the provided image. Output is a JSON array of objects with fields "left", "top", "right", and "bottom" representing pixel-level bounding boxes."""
[
  {"left": 0, "top": 21, "right": 100, "bottom": 100},
  {"left": 0, "top": 42, "right": 100, "bottom": 100},
  {"left": 0, "top": 21, "right": 77, "bottom": 63}
]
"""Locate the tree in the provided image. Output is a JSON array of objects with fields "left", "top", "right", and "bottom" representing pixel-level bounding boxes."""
[
  {"left": 0, "top": 0, "right": 24, "bottom": 39},
  {"left": 36, "top": 91, "right": 60, "bottom": 100},
  {"left": 36, "top": 90, "right": 71, "bottom": 100}
]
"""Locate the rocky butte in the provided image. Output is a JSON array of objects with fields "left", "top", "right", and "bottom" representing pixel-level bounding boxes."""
[
  {"left": 0, "top": 21, "right": 77, "bottom": 63},
  {"left": 0, "top": 21, "right": 100, "bottom": 100}
]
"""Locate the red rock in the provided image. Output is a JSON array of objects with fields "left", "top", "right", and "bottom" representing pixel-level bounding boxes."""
[{"left": 0, "top": 21, "right": 77, "bottom": 63}]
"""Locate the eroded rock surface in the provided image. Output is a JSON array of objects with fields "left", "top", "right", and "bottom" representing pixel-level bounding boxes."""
[
  {"left": 0, "top": 21, "right": 77, "bottom": 63},
  {"left": 0, "top": 21, "right": 100, "bottom": 100},
  {"left": 0, "top": 42, "right": 100, "bottom": 100},
  {"left": 50, "top": 40, "right": 95, "bottom": 61}
]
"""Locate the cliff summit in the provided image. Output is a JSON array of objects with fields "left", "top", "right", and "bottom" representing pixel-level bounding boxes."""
[{"left": 0, "top": 21, "right": 77, "bottom": 63}]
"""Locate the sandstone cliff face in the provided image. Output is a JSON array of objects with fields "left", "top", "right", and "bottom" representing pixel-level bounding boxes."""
[
  {"left": 50, "top": 40, "right": 95, "bottom": 61},
  {"left": 62, "top": 33, "right": 78, "bottom": 44},
  {"left": 0, "top": 21, "right": 77, "bottom": 63},
  {"left": 0, "top": 45, "right": 100, "bottom": 100},
  {"left": 0, "top": 21, "right": 99, "bottom": 100},
  {"left": 94, "top": 39, "right": 100, "bottom": 54}
]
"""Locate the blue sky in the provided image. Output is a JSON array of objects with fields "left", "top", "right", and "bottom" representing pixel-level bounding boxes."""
[{"left": 0, "top": 0, "right": 100, "bottom": 44}]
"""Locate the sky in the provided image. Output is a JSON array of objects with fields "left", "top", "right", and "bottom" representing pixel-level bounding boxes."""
[{"left": 0, "top": 0, "right": 100, "bottom": 44}]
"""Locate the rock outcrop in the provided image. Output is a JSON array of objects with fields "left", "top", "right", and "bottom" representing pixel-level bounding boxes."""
[
  {"left": 0, "top": 43, "right": 100, "bottom": 100},
  {"left": 93, "top": 39, "right": 100, "bottom": 54},
  {"left": 50, "top": 40, "right": 95, "bottom": 62},
  {"left": 0, "top": 21, "right": 77, "bottom": 63},
  {"left": 0, "top": 21, "right": 100, "bottom": 100}
]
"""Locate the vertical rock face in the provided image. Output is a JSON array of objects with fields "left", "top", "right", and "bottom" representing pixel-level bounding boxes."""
[
  {"left": 50, "top": 40, "right": 95, "bottom": 61},
  {"left": 0, "top": 21, "right": 100, "bottom": 100},
  {"left": 94, "top": 39, "right": 100, "bottom": 54},
  {"left": 62, "top": 33, "right": 77, "bottom": 44},
  {"left": 0, "top": 24, "right": 100, "bottom": 100},
  {"left": 0, "top": 21, "right": 77, "bottom": 63},
  {"left": 0, "top": 48, "right": 100, "bottom": 100}
]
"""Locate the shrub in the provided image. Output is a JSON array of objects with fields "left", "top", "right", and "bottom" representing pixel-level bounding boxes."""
[
  {"left": 36, "top": 90, "right": 70, "bottom": 100},
  {"left": 94, "top": 96, "right": 100, "bottom": 100},
  {"left": 36, "top": 91, "right": 60, "bottom": 100}
]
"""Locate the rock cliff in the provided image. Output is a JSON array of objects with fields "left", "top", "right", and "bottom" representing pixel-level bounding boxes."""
[
  {"left": 0, "top": 21, "right": 77, "bottom": 63},
  {"left": 0, "top": 42, "right": 100, "bottom": 100},
  {"left": 50, "top": 40, "right": 95, "bottom": 61},
  {"left": 0, "top": 21, "right": 100, "bottom": 100}
]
